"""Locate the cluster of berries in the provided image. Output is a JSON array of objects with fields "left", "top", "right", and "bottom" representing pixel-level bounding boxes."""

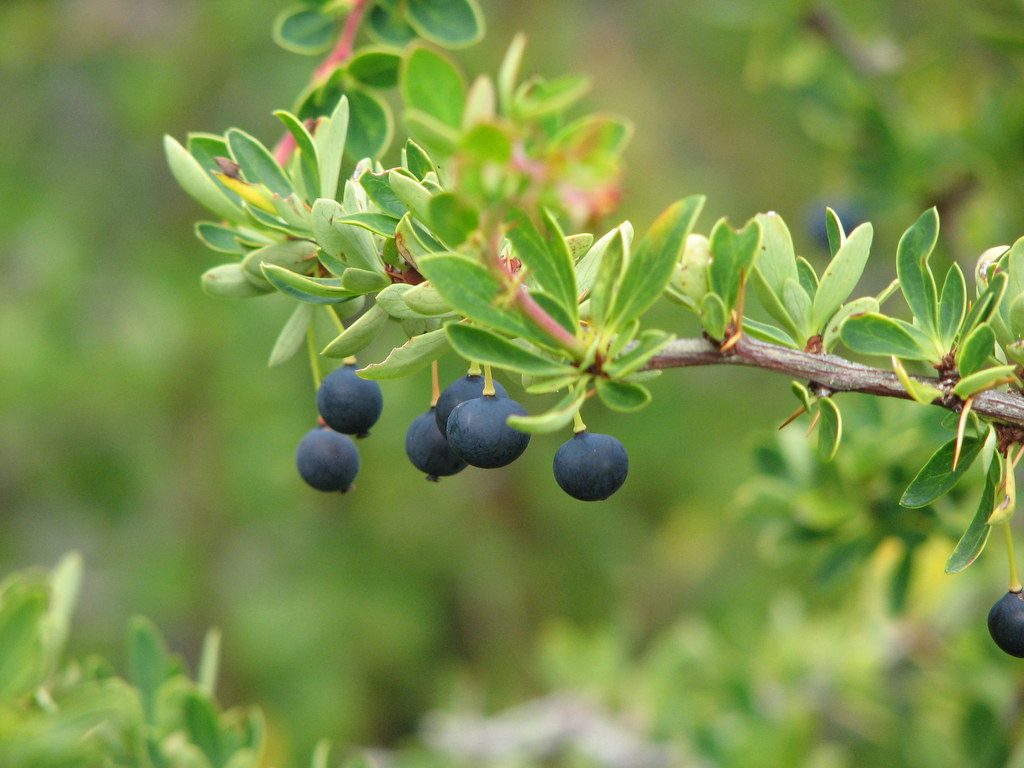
[{"left": 295, "top": 365, "right": 629, "bottom": 501}]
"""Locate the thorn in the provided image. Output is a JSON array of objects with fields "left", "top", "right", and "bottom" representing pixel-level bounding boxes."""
[
  {"left": 953, "top": 396, "right": 974, "bottom": 471},
  {"left": 778, "top": 405, "right": 807, "bottom": 431},
  {"left": 805, "top": 409, "right": 822, "bottom": 436}
]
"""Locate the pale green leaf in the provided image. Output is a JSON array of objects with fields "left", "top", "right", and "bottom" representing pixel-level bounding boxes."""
[{"left": 358, "top": 328, "right": 449, "bottom": 379}]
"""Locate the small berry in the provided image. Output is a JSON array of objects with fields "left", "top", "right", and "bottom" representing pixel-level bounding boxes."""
[
  {"left": 446, "top": 395, "right": 530, "bottom": 468},
  {"left": 317, "top": 364, "right": 383, "bottom": 437},
  {"left": 988, "top": 590, "right": 1024, "bottom": 657},
  {"left": 552, "top": 430, "right": 629, "bottom": 501},
  {"left": 296, "top": 427, "right": 360, "bottom": 492},
  {"left": 405, "top": 408, "right": 468, "bottom": 481},
  {"left": 435, "top": 375, "right": 508, "bottom": 435}
]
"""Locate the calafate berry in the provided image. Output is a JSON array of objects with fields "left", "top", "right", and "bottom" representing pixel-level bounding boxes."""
[
  {"left": 435, "top": 375, "right": 508, "bottom": 435},
  {"left": 446, "top": 395, "right": 530, "bottom": 468},
  {"left": 988, "top": 590, "right": 1024, "bottom": 657},
  {"left": 317, "top": 364, "right": 383, "bottom": 437},
  {"left": 296, "top": 427, "right": 360, "bottom": 492},
  {"left": 405, "top": 409, "right": 468, "bottom": 481},
  {"left": 552, "top": 431, "right": 628, "bottom": 501}
]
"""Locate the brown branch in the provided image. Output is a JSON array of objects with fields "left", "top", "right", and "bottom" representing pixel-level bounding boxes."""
[
  {"left": 273, "top": 0, "right": 371, "bottom": 167},
  {"left": 647, "top": 335, "right": 1024, "bottom": 429}
]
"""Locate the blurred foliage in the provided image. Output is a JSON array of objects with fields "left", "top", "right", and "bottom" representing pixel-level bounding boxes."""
[{"left": 6, "top": 0, "right": 1024, "bottom": 766}]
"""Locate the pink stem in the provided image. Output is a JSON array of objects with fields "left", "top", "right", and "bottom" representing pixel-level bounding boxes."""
[{"left": 274, "top": 0, "right": 371, "bottom": 167}]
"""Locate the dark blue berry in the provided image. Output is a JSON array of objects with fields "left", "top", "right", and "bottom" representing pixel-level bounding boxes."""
[
  {"left": 296, "top": 427, "right": 360, "bottom": 492},
  {"left": 552, "top": 431, "right": 628, "bottom": 501},
  {"left": 317, "top": 364, "right": 383, "bottom": 437},
  {"left": 989, "top": 590, "right": 1024, "bottom": 657},
  {"left": 405, "top": 408, "right": 468, "bottom": 481},
  {"left": 446, "top": 395, "right": 530, "bottom": 468},
  {"left": 435, "top": 375, "right": 508, "bottom": 435}
]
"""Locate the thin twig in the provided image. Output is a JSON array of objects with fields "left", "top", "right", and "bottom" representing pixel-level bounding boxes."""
[{"left": 646, "top": 335, "right": 1024, "bottom": 429}]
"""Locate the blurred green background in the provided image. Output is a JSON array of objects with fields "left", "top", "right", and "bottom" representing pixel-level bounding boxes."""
[{"left": 5, "top": 0, "right": 1024, "bottom": 765}]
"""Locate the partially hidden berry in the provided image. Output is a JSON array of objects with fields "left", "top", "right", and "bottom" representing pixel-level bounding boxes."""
[
  {"left": 317, "top": 364, "right": 383, "bottom": 437},
  {"left": 553, "top": 431, "right": 628, "bottom": 501},
  {"left": 988, "top": 590, "right": 1024, "bottom": 657},
  {"left": 296, "top": 427, "right": 360, "bottom": 492},
  {"left": 405, "top": 408, "right": 468, "bottom": 481},
  {"left": 446, "top": 395, "right": 530, "bottom": 468},
  {"left": 435, "top": 375, "right": 508, "bottom": 435}
]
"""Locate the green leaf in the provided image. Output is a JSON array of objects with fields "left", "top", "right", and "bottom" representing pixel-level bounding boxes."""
[
  {"left": 322, "top": 304, "right": 389, "bottom": 357},
  {"left": 273, "top": 110, "right": 320, "bottom": 201},
  {"left": 708, "top": 216, "right": 761, "bottom": 312},
  {"left": 742, "top": 318, "right": 798, "bottom": 347},
  {"left": 403, "top": 109, "right": 461, "bottom": 156},
  {"left": 402, "top": 282, "right": 453, "bottom": 316},
  {"left": 241, "top": 240, "right": 318, "bottom": 285},
  {"left": 185, "top": 692, "right": 225, "bottom": 767},
  {"left": 901, "top": 436, "right": 983, "bottom": 508},
  {"left": 817, "top": 397, "right": 842, "bottom": 461},
  {"left": 823, "top": 296, "right": 879, "bottom": 352},
  {"left": 359, "top": 172, "right": 406, "bottom": 218},
  {"left": 406, "top": 0, "right": 484, "bottom": 48},
  {"left": 340, "top": 268, "right": 390, "bottom": 293},
  {"left": 840, "top": 313, "right": 935, "bottom": 360},
  {"left": 589, "top": 226, "right": 628, "bottom": 329},
  {"left": 164, "top": 135, "right": 245, "bottom": 222},
  {"left": 811, "top": 222, "right": 874, "bottom": 330},
  {"left": 428, "top": 192, "right": 479, "bottom": 247},
  {"left": 197, "top": 628, "right": 221, "bottom": 696},
  {"left": 825, "top": 207, "right": 846, "bottom": 257},
  {"left": 781, "top": 278, "right": 812, "bottom": 342},
  {"left": 506, "top": 389, "right": 588, "bottom": 434},
  {"left": 946, "top": 460, "right": 999, "bottom": 573},
  {"left": 375, "top": 283, "right": 423, "bottom": 319},
  {"left": 202, "top": 263, "right": 273, "bottom": 299},
  {"left": 595, "top": 379, "right": 651, "bottom": 412},
  {"left": 227, "top": 128, "right": 294, "bottom": 199},
  {"left": 750, "top": 269, "right": 800, "bottom": 341},
  {"left": 366, "top": 4, "right": 417, "bottom": 45},
  {"left": 344, "top": 86, "right": 393, "bottom": 161},
  {"left": 0, "top": 583, "right": 47, "bottom": 702},
  {"left": 753, "top": 212, "right": 799, "bottom": 302},
  {"left": 359, "top": 328, "right": 449, "bottom": 379},
  {"left": 310, "top": 197, "right": 383, "bottom": 275},
  {"left": 316, "top": 95, "right": 349, "bottom": 200},
  {"left": 953, "top": 364, "right": 1018, "bottom": 398},
  {"left": 566, "top": 233, "right": 594, "bottom": 261},
  {"left": 336, "top": 212, "right": 399, "bottom": 238},
  {"left": 962, "top": 271, "right": 1008, "bottom": 338},
  {"left": 892, "top": 356, "right": 944, "bottom": 405},
  {"left": 604, "top": 329, "right": 673, "bottom": 378},
  {"left": 194, "top": 222, "right": 249, "bottom": 254},
  {"left": 273, "top": 6, "right": 335, "bottom": 55},
  {"left": 700, "top": 292, "right": 728, "bottom": 340},
  {"left": 127, "top": 616, "right": 173, "bottom": 722},
  {"left": 514, "top": 76, "right": 590, "bottom": 120},
  {"left": 507, "top": 209, "right": 578, "bottom": 323},
  {"left": 417, "top": 253, "right": 559, "bottom": 349},
  {"left": 938, "top": 263, "right": 967, "bottom": 349},
  {"left": 896, "top": 207, "right": 940, "bottom": 340},
  {"left": 388, "top": 170, "right": 433, "bottom": 224},
  {"left": 956, "top": 323, "right": 996, "bottom": 377},
  {"left": 404, "top": 140, "right": 437, "bottom": 179},
  {"left": 269, "top": 303, "right": 314, "bottom": 367},
  {"left": 447, "top": 324, "right": 574, "bottom": 376},
  {"left": 795, "top": 257, "right": 819, "bottom": 298},
  {"left": 346, "top": 47, "right": 402, "bottom": 88},
  {"left": 608, "top": 196, "right": 705, "bottom": 327},
  {"left": 262, "top": 263, "right": 356, "bottom": 304},
  {"left": 402, "top": 46, "right": 465, "bottom": 128},
  {"left": 791, "top": 381, "right": 813, "bottom": 413},
  {"left": 1009, "top": 293, "right": 1024, "bottom": 339},
  {"left": 497, "top": 33, "right": 526, "bottom": 113}
]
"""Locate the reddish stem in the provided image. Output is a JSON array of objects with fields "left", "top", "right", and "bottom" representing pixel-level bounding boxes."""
[
  {"left": 272, "top": 0, "right": 371, "bottom": 167},
  {"left": 488, "top": 224, "right": 584, "bottom": 355}
]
